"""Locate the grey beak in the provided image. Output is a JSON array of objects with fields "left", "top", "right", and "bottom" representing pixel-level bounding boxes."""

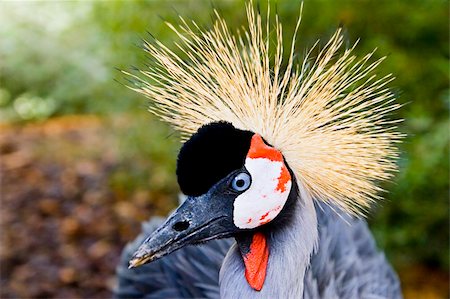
[{"left": 129, "top": 182, "right": 238, "bottom": 268}]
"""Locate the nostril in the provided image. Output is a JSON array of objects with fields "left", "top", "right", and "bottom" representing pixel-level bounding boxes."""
[{"left": 172, "top": 220, "right": 190, "bottom": 232}]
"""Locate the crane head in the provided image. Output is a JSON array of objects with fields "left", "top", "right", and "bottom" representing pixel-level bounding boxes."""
[
  {"left": 125, "top": 1, "right": 402, "bottom": 292},
  {"left": 129, "top": 121, "right": 297, "bottom": 291}
]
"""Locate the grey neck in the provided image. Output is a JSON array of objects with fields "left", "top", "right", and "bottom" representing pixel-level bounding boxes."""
[{"left": 219, "top": 186, "right": 318, "bottom": 298}]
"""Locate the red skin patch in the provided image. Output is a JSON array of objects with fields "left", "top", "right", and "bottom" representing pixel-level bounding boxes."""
[
  {"left": 276, "top": 166, "right": 290, "bottom": 193},
  {"left": 259, "top": 211, "right": 270, "bottom": 221},
  {"left": 258, "top": 205, "right": 282, "bottom": 225},
  {"left": 247, "top": 134, "right": 291, "bottom": 193},
  {"left": 247, "top": 134, "right": 283, "bottom": 161},
  {"left": 242, "top": 232, "right": 269, "bottom": 291},
  {"left": 259, "top": 218, "right": 272, "bottom": 225}
]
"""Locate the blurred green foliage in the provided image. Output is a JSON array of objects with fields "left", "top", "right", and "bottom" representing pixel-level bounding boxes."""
[{"left": 1, "top": 0, "right": 448, "bottom": 271}]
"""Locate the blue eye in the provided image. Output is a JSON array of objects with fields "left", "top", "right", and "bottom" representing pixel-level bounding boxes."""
[{"left": 231, "top": 172, "right": 251, "bottom": 192}]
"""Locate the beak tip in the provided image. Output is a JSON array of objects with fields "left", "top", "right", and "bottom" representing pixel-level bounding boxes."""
[
  {"left": 128, "top": 256, "right": 146, "bottom": 268},
  {"left": 128, "top": 241, "right": 159, "bottom": 268},
  {"left": 128, "top": 247, "right": 149, "bottom": 268},
  {"left": 128, "top": 260, "right": 136, "bottom": 269}
]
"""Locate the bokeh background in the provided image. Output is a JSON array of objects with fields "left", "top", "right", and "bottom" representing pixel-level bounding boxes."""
[{"left": 0, "top": 1, "right": 448, "bottom": 298}]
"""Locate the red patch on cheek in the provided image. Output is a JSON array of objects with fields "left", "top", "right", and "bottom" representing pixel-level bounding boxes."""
[
  {"left": 258, "top": 205, "right": 282, "bottom": 225},
  {"left": 259, "top": 218, "right": 272, "bottom": 225},
  {"left": 276, "top": 165, "right": 291, "bottom": 193},
  {"left": 259, "top": 212, "right": 269, "bottom": 221}
]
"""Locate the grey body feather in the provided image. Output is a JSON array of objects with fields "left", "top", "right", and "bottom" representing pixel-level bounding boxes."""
[{"left": 115, "top": 201, "right": 401, "bottom": 299}]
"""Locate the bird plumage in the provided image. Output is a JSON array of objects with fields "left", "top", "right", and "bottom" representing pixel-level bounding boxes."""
[
  {"left": 115, "top": 200, "right": 401, "bottom": 298},
  {"left": 117, "top": 1, "right": 403, "bottom": 297},
  {"left": 124, "top": 1, "right": 402, "bottom": 215}
]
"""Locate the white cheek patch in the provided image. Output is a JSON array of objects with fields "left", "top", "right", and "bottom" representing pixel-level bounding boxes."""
[{"left": 233, "top": 157, "right": 292, "bottom": 229}]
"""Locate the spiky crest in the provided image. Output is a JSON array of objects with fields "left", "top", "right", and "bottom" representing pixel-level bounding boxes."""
[{"left": 124, "top": 2, "right": 402, "bottom": 215}]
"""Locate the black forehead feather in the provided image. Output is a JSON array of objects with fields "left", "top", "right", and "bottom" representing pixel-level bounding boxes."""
[{"left": 176, "top": 121, "right": 253, "bottom": 196}]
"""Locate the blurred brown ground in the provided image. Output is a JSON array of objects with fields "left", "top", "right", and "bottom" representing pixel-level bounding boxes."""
[{"left": 0, "top": 115, "right": 448, "bottom": 298}]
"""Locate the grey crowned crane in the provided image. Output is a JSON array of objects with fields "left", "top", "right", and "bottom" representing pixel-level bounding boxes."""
[{"left": 115, "top": 2, "right": 403, "bottom": 298}]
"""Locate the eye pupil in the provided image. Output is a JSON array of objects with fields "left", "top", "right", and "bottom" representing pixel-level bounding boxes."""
[{"left": 236, "top": 179, "right": 245, "bottom": 187}]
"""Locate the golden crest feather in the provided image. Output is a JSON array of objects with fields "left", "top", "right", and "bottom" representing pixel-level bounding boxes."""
[{"left": 125, "top": 2, "right": 402, "bottom": 215}]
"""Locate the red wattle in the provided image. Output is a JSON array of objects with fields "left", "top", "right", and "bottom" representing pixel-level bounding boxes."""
[{"left": 242, "top": 232, "right": 269, "bottom": 291}]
